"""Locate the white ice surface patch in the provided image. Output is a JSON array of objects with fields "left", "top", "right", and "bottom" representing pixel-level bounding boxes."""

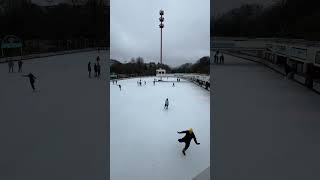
[{"left": 111, "top": 77, "right": 210, "bottom": 180}]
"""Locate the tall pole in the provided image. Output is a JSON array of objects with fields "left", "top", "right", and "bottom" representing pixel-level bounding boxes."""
[
  {"left": 160, "top": 25, "right": 162, "bottom": 65},
  {"left": 159, "top": 10, "right": 164, "bottom": 67}
]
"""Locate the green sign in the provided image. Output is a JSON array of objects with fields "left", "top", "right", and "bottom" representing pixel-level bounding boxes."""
[{"left": 1, "top": 35, "right": 22, "bottom": 49}]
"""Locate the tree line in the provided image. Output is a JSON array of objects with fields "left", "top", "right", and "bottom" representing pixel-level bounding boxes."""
[
  {"left": 110, "top": 56, "right": 210, "bottom": 76},
  {"left": 212, "top": 0, "right": 320, "bottom": 40},
  {"left": 0, "top": 2, "right": 109, "bottom": 43}
]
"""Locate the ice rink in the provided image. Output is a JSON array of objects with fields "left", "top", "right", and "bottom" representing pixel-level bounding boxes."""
[
  {"left": 110, "top": 77, "right": 210, "bottom": 180},
  {"left": 0, "top": 51, "right": 108, "bottom": 180},
  {"left": 212, "top": 54, "right": 320, "bottom": 180}
]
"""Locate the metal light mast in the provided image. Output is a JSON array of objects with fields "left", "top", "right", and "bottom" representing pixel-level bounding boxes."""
[{"left": 159, "top": 9, "right": 164, "bottom": 66}]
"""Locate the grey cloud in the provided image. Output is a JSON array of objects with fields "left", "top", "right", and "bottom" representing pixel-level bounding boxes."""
[{"left": 111, "top": 0, "right": 210, "bottom": 67}]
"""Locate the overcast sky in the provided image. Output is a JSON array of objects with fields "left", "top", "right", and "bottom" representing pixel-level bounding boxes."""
[{"left": 111, "top": 0, "right": 210, "bottom": 67}]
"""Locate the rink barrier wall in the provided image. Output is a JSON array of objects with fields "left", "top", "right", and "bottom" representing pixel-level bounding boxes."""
[
  {"left": 111, "top": 74, "right": 210, "bottom": 91},
  {"left": 220, "top": 51, "right": 320, "bottom": 94},
  {"left": 0, "top": 47, "right": 108, "bottom": 63}
]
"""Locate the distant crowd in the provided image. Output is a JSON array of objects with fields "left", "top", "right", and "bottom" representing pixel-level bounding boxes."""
[
  {"left": 7, "top": 59, "right": 24, "bottom": 73},
  {"left": 214, "top": 50, "right": 225, "bottom": 64},
  {"left": 88, "top": 56, "right": 102, "bottom": 78}
]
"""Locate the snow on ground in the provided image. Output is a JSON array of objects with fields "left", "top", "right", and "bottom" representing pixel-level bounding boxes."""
[
  {"left": 110, "top": 77, "right": 210, "bottom": 180},
  {"left": 212, "top": 54, "right": 320, "bottom": 180},
  {"left": 0, "top": 51, "right": 108, "bottom": 180}
]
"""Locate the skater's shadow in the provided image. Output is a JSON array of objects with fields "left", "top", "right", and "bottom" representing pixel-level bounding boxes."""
[{"left": 162, "top": 108, "right": 169, "bottom": 112}]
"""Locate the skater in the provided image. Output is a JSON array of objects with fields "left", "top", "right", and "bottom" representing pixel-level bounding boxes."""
[
  {"left": 153, "top": 80, "right": 155, "bottom": 85},
  {"left": 118, "top": 84, "right": 121, "bottom": 91},
  {"left": 144, "top": 81, "right": 146, "bottom": 85},
  {"left": 88, "top": 62, "right": 92, "bottom": 78},
  {"left": 7, "top": 61, "right": 11, "bottom": 73},
  {"left": 8, "top": 61, "right": 14, "bottom": 73},
  {"left": 214, "top": 53, "right": 219, "bottom": 64},
  {"left": 164, "top": 98, "right": 169, "bottom": 109},
  {"left": 11, "top": 61, "right": 14, "bottom": 72},
  {"left": 214, "top": 50, "right": 220, "bottom": 64},
  {"left": 94, "top": 63, "right": 97, "bottom": 77},
  {"left": 18, "top": 60, "right": 23, "bottom": 72},
  {"left": 172, "top": 83, "right": 175, "bottom": 87},
  {"left": 116, "top": 80, "right": 117, "bottom": 84},
  {"left": 97, "top": 63, "right": 101, "bottom": 77},
  {"left": 96, "top": 56, "right": 100, "bottom": 63},
  {"left": 22, "top": 73, "right": 37, "bottom": 92},
  {"left": 284, "top": 62, "right": 291, "bottom": 79},
  {"left": 219, "top": 54, "right": 224, "bottom": 64},
  {"left": 177, "top": 128, "right": 200, "bottom": 155}
]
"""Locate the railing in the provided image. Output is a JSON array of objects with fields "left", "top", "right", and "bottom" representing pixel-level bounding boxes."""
[{"left": 0, "top": 47, "right": 108, "bottom": 63}]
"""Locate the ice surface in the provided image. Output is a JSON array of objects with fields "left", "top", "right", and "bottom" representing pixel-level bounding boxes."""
[
  {"left": 0, "top": 51, "right": 108, "bottom": 180},
  {"left": 110, "top": 77, "right": 210, "bottom": 180},
  {"left": 212, "top": 54, "right": 320, "bottom": 180}
]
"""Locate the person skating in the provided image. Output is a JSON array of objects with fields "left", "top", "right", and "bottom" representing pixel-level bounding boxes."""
[
  {"left": 144, "top": 81, "right": 146, "bottom": 85},
  {"left": 220, "top": 54, "right": 224, "bottom": 64},
  {"left": 18, "top": 60, "right": 23, "bottom": 72},
  {"left": 88, "top": 62, "right": 92, "bottom": 78},
  {"left": 11, "top": 61, "right": 14, "bottom": 72},
  {"left": 8, "top": 61, "right": 14, "bottom": 73},
  {"left": 118, "top": 84, "right": 121, "bottom": 91},
  {"left": 22, "top": 73, "right": 37, "bottom": 92},
  {"left": 172, "top": 83, "right": 175, "bottom": 87},
  {"left": 177, "top": 128, "right": 200, "bottom": 155},
  {"left": 94, "top": 63, "right": 97, "bottom": 77},
  {"left": 97, "top": 63, "right": 101, "bottom": 77},
  {"left": 153, "top": 80, "right": 155, "bottom": 85},
  {"left": 214, "top": 53, "right": 218, "bottom": 64},
  {"left": 164, "top": 98, "right": 169, "bottom": 109},
  {"left": 96, "top": 56, "right": 100, "bottom": 63},
  {"left": 7, "top": 61, "right": 11, "bottom": 73},
  {"left": 284, "top": 62, "right": 291, "bottom": 79}
]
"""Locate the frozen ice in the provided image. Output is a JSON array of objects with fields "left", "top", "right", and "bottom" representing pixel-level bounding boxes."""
[
  {"left": 0, "top": 51, "right": 108, "bottom": 180},
  {"left": 212, "top": 54, "right": 320, "bottom": 180},
  {"left": 110, "top": 77, "right": 210, "bottom": 180}
]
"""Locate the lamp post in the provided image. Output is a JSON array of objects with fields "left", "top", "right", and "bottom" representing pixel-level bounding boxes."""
[{"left": 159, "top": 10, "right": 164, "bottom": 66}]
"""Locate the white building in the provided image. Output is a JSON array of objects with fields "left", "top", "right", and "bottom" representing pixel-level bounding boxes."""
[{"left": 156, "top": 68, "right": 166, "bottom": 77}]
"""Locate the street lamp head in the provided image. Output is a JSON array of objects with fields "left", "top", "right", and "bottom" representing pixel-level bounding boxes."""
[
  {"left": 159, "top": 10, "right": 164, "bottom": 15},
  {"left": 159, "top": 17, "right": 164, "bottom": 22},
  {"left": 159, "top": 24, "right": 164, "bottom": 28}
]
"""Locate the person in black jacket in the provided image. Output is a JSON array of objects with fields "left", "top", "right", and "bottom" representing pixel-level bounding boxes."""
[
  {"left": 88, "top": 62, "right": 92, "bottom": 78},
  {"left": 164, "top": 98, "right": 169, "bottom": 109},
  {"left": 94, "top": 63, "right": 97, "bottom": 77},
  {"left": 177, "top": 128, "right": 200, "bottom": 155},
  {"left": 22, "top": 73, "right": 37, "bottom": 91},
  {"left": 220, "top": 54, "right": 225, "bottom": 64},
  {"left": 18, "top": 60, "right": 23, "bottom": 72},
  {"left": 97, "top": 62, "right": 101, "bottom": 77}
]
